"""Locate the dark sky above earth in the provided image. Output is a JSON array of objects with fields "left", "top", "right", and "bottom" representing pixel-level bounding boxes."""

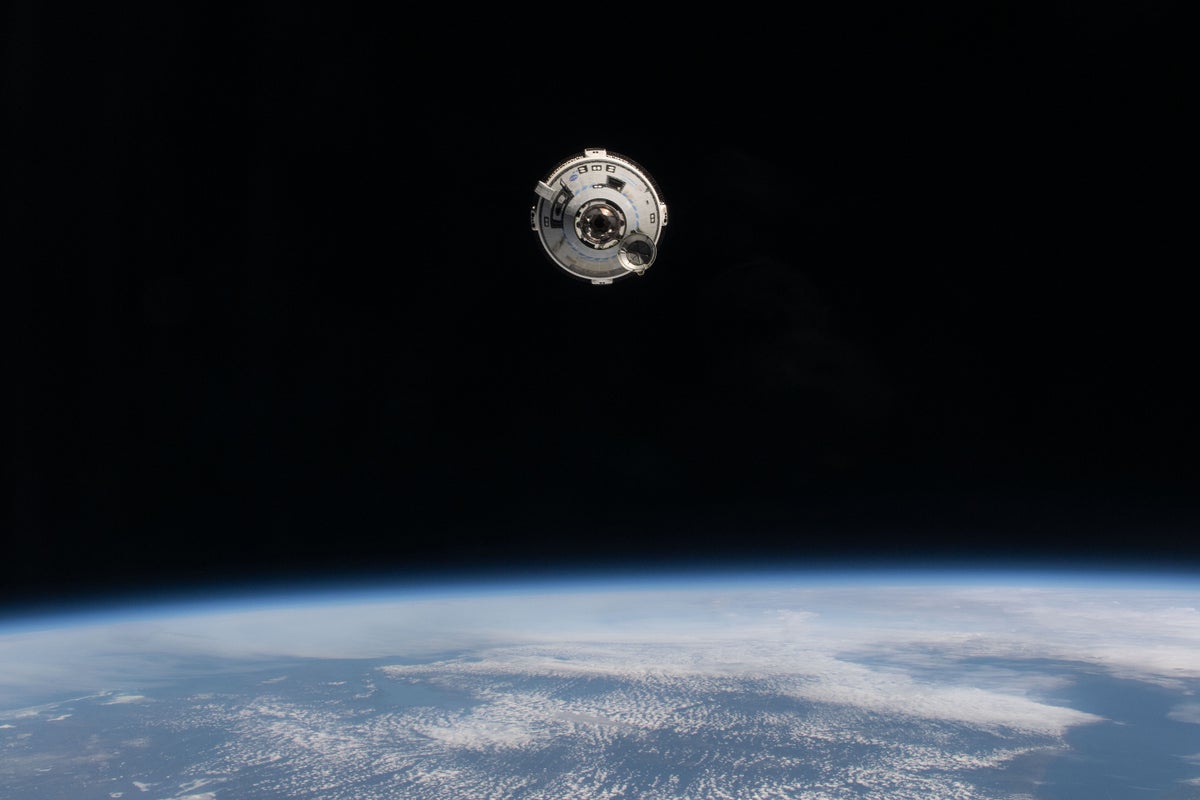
[{"left": 4, "top": 3, "right": 1195, "bottom": 609}]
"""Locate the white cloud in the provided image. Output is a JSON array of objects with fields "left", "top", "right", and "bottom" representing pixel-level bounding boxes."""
[
  {"left": 0, "top": 574, "right": 1197, "bottom": 717},
  {"left": 383, "top": 640, "right": 1101, "bottom": 739},
  {"left": 1169, "top": 703, "right": 1200, "bottom": 724}
]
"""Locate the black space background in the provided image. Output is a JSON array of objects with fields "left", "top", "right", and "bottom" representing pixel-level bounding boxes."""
[{"left": 4, "top": 4, "right": 1195, "bottom": 610}]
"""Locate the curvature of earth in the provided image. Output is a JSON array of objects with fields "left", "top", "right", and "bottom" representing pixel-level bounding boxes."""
[{"left": 2, "top": 570, "right": 1199, "bottom": 799}]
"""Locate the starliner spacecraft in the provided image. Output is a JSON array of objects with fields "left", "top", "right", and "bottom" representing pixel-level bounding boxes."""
[{"left": 531, "top": 148, "right": 668, "bottom": 285}]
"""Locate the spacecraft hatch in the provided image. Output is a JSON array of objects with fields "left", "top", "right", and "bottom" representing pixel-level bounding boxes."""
[{"left": 531, "top": 148, "right": 668, "bottom": 285}]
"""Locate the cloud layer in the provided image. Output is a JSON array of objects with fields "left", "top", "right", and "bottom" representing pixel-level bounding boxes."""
[{"left": 1, "top": 572, "right": 1197, "bottom": 715}]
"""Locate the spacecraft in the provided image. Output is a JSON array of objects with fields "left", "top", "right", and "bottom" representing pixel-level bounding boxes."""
[{"left": 531, "top": 148, "right": 668, "bottom": 285}]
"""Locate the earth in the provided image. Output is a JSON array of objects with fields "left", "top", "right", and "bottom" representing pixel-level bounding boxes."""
[{"left": 2, "top": 570, "right": 1199, "bottom": 799}]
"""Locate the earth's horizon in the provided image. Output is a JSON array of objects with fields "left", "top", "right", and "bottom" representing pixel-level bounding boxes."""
[{"left": 3, "top": 567, "right": 1199, "bottom": 799}]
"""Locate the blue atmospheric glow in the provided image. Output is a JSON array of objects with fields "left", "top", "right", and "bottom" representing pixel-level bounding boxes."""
[{"left": 2, "top": 560, "right": 1197, "bottom": 637}]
